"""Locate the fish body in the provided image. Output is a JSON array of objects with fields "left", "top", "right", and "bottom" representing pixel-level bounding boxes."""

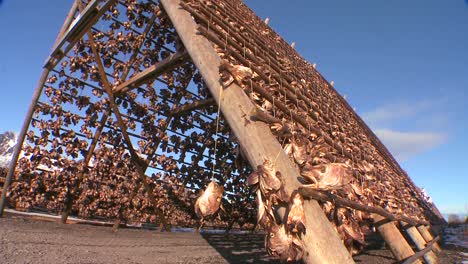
[{"left": 194, "top": 181, "right": 224, "bottom": 219}]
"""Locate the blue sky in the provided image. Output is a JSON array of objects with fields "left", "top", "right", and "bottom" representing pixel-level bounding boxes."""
[{"left": 0, "top": 0, "right": 467, "bottom": 216}]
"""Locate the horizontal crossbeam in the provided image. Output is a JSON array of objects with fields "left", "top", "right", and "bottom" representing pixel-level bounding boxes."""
[
  {"left": 113, "top": 51, "right": 189, "bottom": 95},
  {"left": 172, "top": 98, "right": 215, "bottom": 116}
]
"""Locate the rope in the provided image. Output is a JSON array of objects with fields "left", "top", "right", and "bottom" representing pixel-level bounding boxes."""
[{"left": 210, "top": 83, "right": 224, "bottom": 182}]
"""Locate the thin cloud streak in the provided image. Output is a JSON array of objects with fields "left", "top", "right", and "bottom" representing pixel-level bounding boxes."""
[
  {"left": 362, "top": 99, "right": 443, "bottom": 127},
  {"left": 374, "top": 129, "right": 447, "bottom": 162}
]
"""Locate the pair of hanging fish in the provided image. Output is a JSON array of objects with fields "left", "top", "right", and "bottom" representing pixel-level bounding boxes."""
[{"left": 247, "top": 160, "right": 306, "bottom": 262}]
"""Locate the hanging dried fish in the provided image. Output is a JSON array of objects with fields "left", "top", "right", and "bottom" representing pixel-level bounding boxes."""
[
  {"left": 194, "top": 180, "right": 224, "bottom": 225},
  {"left": 286, "top": 191, "right": 306, "bottom": 235},
  {"left": 265, "top": 223, "right": 304, "bottom": 262},
  {"left": 301, "top": 163, "right": 352, "bottom": 190}
]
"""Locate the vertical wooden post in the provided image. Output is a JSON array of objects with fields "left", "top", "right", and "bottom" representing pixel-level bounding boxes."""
[
  {"left": 372, "top": 214, "right": 422, "bottom": 264},
  {"left": 0, "top": 1, "right": 79, "bottom": 216},
  {"left": 401, "top": 223, "right": 438, "bottom": 264},
  {"left": 417, "top": 225, "right": 442, "bottom": 253},
  {"left": 160, "top": 1, "right": 354, "bottom": 263}
]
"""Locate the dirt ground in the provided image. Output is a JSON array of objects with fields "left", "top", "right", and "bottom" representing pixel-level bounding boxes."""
[{"left": 0, "top": 212, "right": 466, "bottom": 264}]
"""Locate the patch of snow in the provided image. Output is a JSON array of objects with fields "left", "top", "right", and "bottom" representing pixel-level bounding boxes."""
[
  {"left": 444, "top": 224, "right": 468, "bottom": 249},
  {"left": 0, "top": 131, "right": 18, "bottom": 168}
]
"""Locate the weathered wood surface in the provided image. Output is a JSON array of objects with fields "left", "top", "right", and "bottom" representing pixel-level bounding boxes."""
[
  {"left": 402, "top": 236, "right": 440, "bottom": 264},
  {"left": 401, "top": 223, "right": 438, "bottom": 264},
  {"left": 372, "top": 214, "right": 422, "bottom": 264},
  {"left": 417, "top": 225, "right": 442, "bottom": 253}
]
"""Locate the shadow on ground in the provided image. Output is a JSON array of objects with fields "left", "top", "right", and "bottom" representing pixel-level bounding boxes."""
[{"left": 200, "top": 232, "right": 284, "bottom": 263}]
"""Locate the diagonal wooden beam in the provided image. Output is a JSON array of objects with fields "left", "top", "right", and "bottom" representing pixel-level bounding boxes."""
[
  {"left": 417, "top": 225, "right": 442, "bottom": 253},
  {"left": 113, "top": 51, "right": 189, "bottom": 96},
  {"left": 160, "top": 1, "right": 354, "bottom": 263},
  {"left": 114, "top": 72, "right": 195, "bottom": 230},
  {"left": 44, "top": 0, "right": 118, "bottom": 69},
  {"left": 171, "top": 98, "right": 215, "bottom": 117},
  {"left": 0, "top": 0, "right": 83, "bottom": 217},
  {"left": 86, "top": 27, "right": 171, "bottom": 231},
  {"left": 373, "top": 214, "right": 422, "bottom": 264},
  {"left": 62, "top": 0, "right": 156, "bottom": 224},
  {"left": 400, "top": 222, "right": 438, "bottom": 264},
  {"left": 402, "top": 236, "right": 440, "bottom": 264}
]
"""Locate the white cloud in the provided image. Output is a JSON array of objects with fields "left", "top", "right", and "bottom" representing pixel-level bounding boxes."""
[
  {"left": 362, "top": 99, "right": 445, "bottom": 127},
  {"left": 374, "top": 129, "right": 447, "bottom": 161}
]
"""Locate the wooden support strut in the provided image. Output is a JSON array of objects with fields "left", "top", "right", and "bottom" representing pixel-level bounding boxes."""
[
  {"left": 44, "top": 0, "right": 118, "bottom": 69},
  {"left": 372, "top": 214, "right": 422, "bottom": 264},
  {"left": 400, "top": 222, "right": 438, "bottom": 264},
  {"left": 113, "top": 71, "right": 195, "bottom": 230},
  {"left": 85, "top": 26, "right": 171, "bottom": 230},
  {"left": 172, "top": 98, "right": 215, "bottom": 116},
  {"left": 417, "top": 225, "right": 442, "bottom": 253},
  {"left": 298, "top": 187, "right": 429, "bottom": 226},
  {"left": 113, "top": 51, "right": 190, "bottom": 95},
  {"left": 62, "top": 0, "right": 159, "bottom": 224},
  {"left": 0, "top": 0, "right": 81, "bottom": 217},
  {"left": 159, "top": 1, "right": 354, "bottom": 263},
  {"left": 402, "top": 236, "right": 440, "bottom": 264}
]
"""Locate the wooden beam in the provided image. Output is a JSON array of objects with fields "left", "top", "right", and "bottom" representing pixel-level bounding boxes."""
[
  {"left": 86, "top": 26, "right": 170, "bottom": 231},
  {"left": 44, "top": 0, "right": 118, "bottom": 69},
  {"left": 112, "top": 51, "right": 189, "bottom": 95},
  {"left": 0, "top": 70, "right": 49, "bottom": 216},
  {"left": 114, "top": 74, "right": 194, "bottom": 230},
  {"left": 372, "top": 214, "right": 422, "bottom": 264},
  {"left": 417, "top": 225, "right": 442, "bottom": 253},
  {"left": 401, "top": 223, "right": 438, "bottom": 264},
  {"left": 52, "top": 0, "right": 79, "bottom": 48},
  {"left": 172, "top": 98, "right": 215, "bottom": 116},
  {"left": 0, "top": 0, "right": 81, "bottom": 216},
  {"left": 402, "top": 236, "right": 440, "bottom": 264},
  {"left": 160, "top": 1, "right": 354, "bottom": 263},
  {"left": 299, "top": 187, "right": 429, "bottom": 226}
]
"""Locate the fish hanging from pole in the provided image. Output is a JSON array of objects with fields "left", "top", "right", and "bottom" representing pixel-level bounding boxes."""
[{"left": 194, "top": 180, "right": 224, "bottom": 230}]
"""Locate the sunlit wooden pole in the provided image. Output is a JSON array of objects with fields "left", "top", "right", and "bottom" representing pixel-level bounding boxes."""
[
  {"left": 0, "top": 0, "right": 79, "bottom": 217},
  {"left": 160, "top": 1, "right": 355, "bottom": 263}
]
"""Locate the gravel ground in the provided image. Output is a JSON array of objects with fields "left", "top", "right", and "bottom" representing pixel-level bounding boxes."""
[{"left": 0, "top": 213, "right": 465, "bottom": 264}]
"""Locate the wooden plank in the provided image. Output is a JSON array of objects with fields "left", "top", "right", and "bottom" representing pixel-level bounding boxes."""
[
  {"left": 417, "top": 225, "right": 442, "bottom": 253},
  {"left": 112, "top": 51, "right": 189, "bottom": 95},
  {"left": 172, "top": 98, "right": 215, "bottom": 116},
  {"left": 44, "top": 0, "right": 118, "bottom": 69},
  {"left": 402, "top": 236, "right": 440, "bottom": 264},
  {"left": 401, "top": 223, "right": 438, "bottom": 264},
  {"left": 372, "top": 214, "right": 422, "bottom": 264},
  {"left": 159, "top": 1, "right": 355, "bottom": 263}
]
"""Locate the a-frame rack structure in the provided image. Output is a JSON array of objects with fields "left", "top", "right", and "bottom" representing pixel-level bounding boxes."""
[{"left": 0, "top": 1, "right": 444, "bottom": 263}]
